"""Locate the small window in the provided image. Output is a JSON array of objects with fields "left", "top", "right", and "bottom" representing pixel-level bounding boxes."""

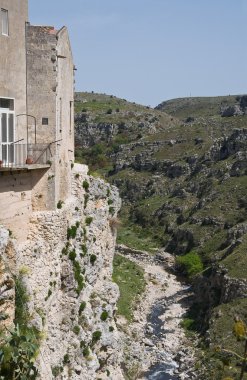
[
  {"left": 42, "top": 117, "right": 49, "bottom": 125},
  {"left": 1, "top": 9, "right": 9, "bottom": 36},
  {"left": 0, "top": 98, "right": 14, "bottom": 110}
]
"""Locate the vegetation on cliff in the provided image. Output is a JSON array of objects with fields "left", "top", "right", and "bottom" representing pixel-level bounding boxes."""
[{"left": 0, "top": 274, "right": 40, "bottom": 379}]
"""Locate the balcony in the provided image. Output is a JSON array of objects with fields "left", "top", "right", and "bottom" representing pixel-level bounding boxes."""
[{"left": 0, "top": 143, "right": 52, "bottom": 171}]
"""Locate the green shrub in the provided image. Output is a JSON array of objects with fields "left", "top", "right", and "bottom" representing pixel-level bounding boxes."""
[
  {"left": 57, "top": 200, "right": 63, "bottom": 209},
  {"left": 67, "top": 225, "right": 78, "bottom": 239},
  {"left": 79, "top": 301, "right": 86, "bottom": 315},
  {"left": 73, "top": 325, "right": 80, "bottom": 335},
  {"left": 52, "top": 366, "right": 63, "bottom": 376},
  {"left": 81, "top": 244, "right": 87, "bottom": 256},
  {"left": 80, "top": 340, "right": 86, "bottom": 348},
  {"left": 180, "top": 317, "right": 196, "bottom": 331},
  {"left": 92, "top": 330, "right": 102, "bottom": 344},
  {"left": 62, "top": 242, "right": 70, "bottom": 255},
  {"left": 109, "top": 326, "right": 114, "bottom": 332},
  {"left": 100, "top": 311, "right": 109, "bottom": 321},
  {"left": 176, "top": 251, "right": 203, "bottom": 278},
  {"left": 0, "top": 326, "right": 39, "bottom": 379},
  {"left": 14, "top": 275, "right": 29, "bottom": 326},
  {"left": 90, "top": 254, "right": 97, "bottom": 265},
  {"left": 63, "top": 353, "right": 70, "bottom": 364},
  {"left": 69, "top": 250, "right": 76, "bottom": 261},
  {"left": 0, "top": 276, "right": 41, "bottom": 379},
  {"left": 106, "top": 108, "right": 112, "bottom": 114},
  {"left": 45, "top": 288, "right": 52, "bottom": 301},
  {"left": 73, "top": 260, "right": 84, "bottom": 295},
  {"left": 85, "top": 216, "right": 93, "bottom": 225},
  {"left": 108, "top": 199, "right": 113, "bottom": 205},
  {"left": 82, "top": 346, "right": 90, "bottom": 357},
  {"left": 84, "top": 193, "right": 89, "bottom": 208},
  {"left": 83, "top": 180, "right": 89, "bottom": 192},
  {"left": 109, "top": 207, "right": 115, "bottom": 215}
]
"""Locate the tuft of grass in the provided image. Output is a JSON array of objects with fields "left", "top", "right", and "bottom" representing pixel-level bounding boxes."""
[
  {"left": 85, "top": 216, "right": 93, "bottom": 226},
  {"left": 100, "top": 311, "right": 109, "bottom": 321}
]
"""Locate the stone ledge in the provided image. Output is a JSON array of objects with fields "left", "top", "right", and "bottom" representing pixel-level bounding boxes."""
[{"left": 0, "top": 164, "right": 50, "bottom": 173}]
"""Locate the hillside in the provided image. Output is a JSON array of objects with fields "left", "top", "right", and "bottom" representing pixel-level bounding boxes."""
[
  {"left": 75, "top": 92, "right": 247, "bottom": 379},
  {"left": 156, "top": 94, "right": 247, "bottom": 118}
]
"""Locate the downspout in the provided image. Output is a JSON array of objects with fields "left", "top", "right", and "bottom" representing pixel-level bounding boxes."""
[{"left": 25, "top": 22, "right": 29, "bottom": 151}]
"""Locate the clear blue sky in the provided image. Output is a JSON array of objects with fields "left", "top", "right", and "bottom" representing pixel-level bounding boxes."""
[{"left": 29, "top": 0, "right": 247, "bottom": 107}]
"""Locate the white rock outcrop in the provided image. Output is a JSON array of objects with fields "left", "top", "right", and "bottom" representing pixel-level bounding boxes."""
[{"left": 0, "top": 164, "right": 123, "bottom": 380}]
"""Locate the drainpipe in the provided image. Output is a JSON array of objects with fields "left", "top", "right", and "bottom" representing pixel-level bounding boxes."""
[{"left": 25, "top": 22, "right": 29, "bottom": 149}]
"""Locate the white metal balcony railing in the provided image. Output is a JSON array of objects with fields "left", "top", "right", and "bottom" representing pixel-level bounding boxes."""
[{"left": 0, "top": 143, "right": 52, "bottom": 168}]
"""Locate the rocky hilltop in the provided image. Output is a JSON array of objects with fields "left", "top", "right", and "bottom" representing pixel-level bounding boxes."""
[
  {"left": 75, "top": 92, "right": 247, "bottom": 379},
  {"left": 0, "top": 164, "right": 123, "bottom": 380}
]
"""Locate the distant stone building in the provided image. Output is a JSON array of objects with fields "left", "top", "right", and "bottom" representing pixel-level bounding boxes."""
[{"left": 0, "top": 0, "right": 74, "bottom": 241}]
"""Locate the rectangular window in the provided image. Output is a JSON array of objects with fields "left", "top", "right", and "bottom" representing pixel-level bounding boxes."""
[
  {"left": 42, "top": 117, "right": 49, "bottom": 125},
  {"left": 0, "top": 98, "right": 14, "bottom": 110},
  {"left": 1, "top": 9, "right": 9, "bottom": 36}
]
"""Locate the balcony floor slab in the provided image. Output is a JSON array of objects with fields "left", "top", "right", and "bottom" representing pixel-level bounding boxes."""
[{"left": 0, "top": 164, "right": 51, "bottom": 173}]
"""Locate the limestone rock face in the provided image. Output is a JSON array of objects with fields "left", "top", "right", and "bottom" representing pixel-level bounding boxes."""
[
  {"left": 0, "top": 227, "right": 16, "bottom": 330},
  {"left": 1, "top": 164, "right": 123, "bottom": 380},
  {"left": 221, "top": 104, "right": 243, "bottom": 117}
]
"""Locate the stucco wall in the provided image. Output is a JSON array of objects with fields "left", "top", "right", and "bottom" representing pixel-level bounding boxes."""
[
  {"left": 55, "top": 27, "right": 74, "bottom": 202},
  {"left": 26, "top": 25, "right": 74, "bottom": 207},
  {"left": 0, "top": 7, "right": 75, "bottom": 239},
  {"left": 26, "top": 26, "right": 57, "bottom": 146},
  {"left": 0, "top": 168, "right": 50, "bottom": 241},
  {"left": 0, "top": 0, "right": 28, "bottom": 140}
]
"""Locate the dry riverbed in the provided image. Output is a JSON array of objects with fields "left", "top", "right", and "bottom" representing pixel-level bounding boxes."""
[{"left": 115, "top": 245, "right": 197, "bottom": 380}]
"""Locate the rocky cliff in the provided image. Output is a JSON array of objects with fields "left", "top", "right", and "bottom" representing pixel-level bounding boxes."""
[
  {"left": 74, "top": 92, "right": 247, "bottom": 379},
  {"left": 0, "top": 164, "right": 123, "bottom": 380}
]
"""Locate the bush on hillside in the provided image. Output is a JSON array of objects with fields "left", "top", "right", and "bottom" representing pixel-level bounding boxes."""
[{"left": 176, "top": 251, "right": 203, "bottom": 278}]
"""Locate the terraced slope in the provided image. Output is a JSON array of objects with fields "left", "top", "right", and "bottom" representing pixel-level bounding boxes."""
[{"left": 75, "top": 92, "right": 247, "bottom": 379}]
